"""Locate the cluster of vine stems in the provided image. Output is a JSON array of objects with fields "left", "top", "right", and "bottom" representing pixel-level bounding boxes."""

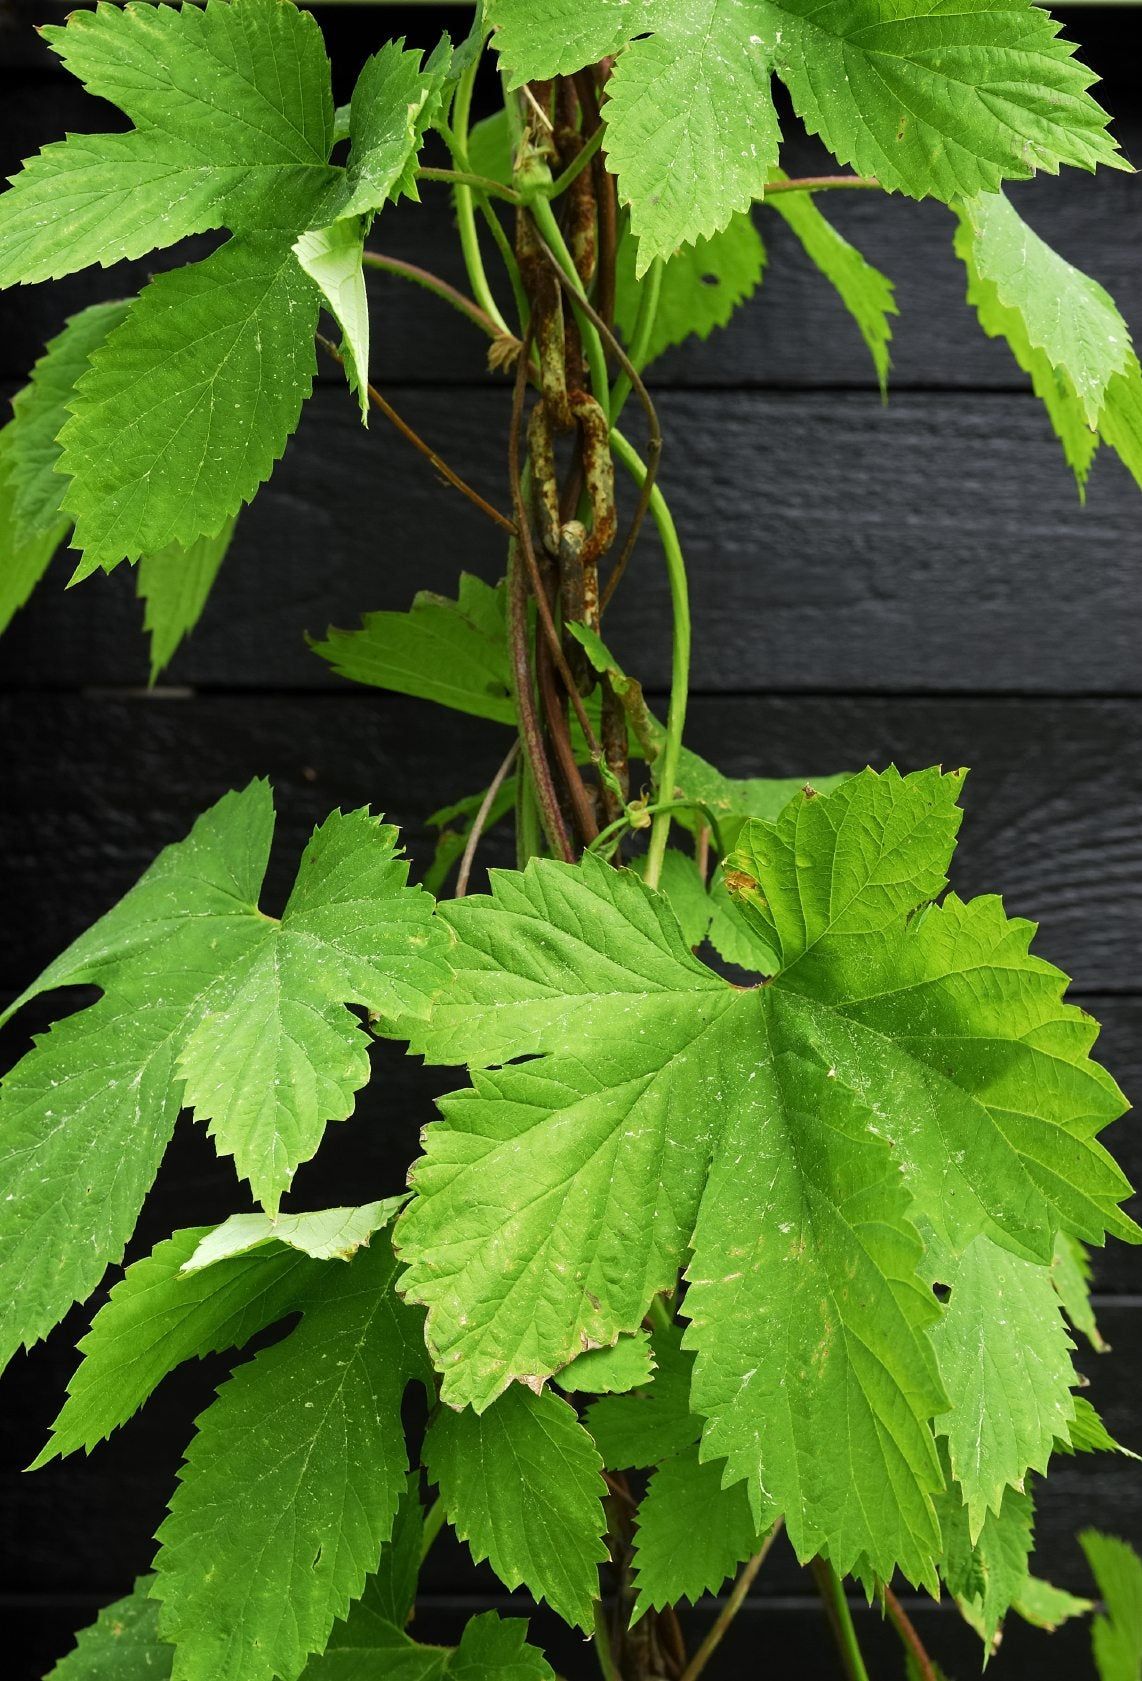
[{"left": 324, "top": 43, "right": 909, "bottom": 1681}]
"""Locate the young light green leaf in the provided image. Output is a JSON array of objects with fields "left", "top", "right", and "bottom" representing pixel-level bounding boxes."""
[
  {"left": 765, "top": 178, "right": 896, "bottom": 394},
  {"left": 7, "top": 301, "right": 128, "bottom": 540},
  {"left": 45, "top": 1578, "right": 173, "bottom": 1681},
  {"left": 1013, "top": 1573, "right": 1093, "bottom": 1633},
  {"left": 0, "top": 783, "right": 444, "bottom": 1370},
  {"left": 0, "top": 0, "right": 337, "bottom": 286},
  {"left": 38, "top": 1226, "right": 315, "bottom": 1465},
  {"left": 956, "top": 192, "right": 1131, "bottom": 426},
  {"left": 614, "top": 215, "right": 766, "bottom": 368},
  {"left": 314, "top": 39, "right": 447, "bottom": 225},
  {"left": 59, "top": 235, "right": 319, "bottom": 571},
  {"left": 935, "top": 1472, "right": 1035, "bottom": 1650},
  {"left": 0, "top": 425, "right": 67, "bottom": 634},
  {"left": 630, "top": 1445, "right": 767, "bottom": 1618},
  {"left": 930, "top": 1234, "right": 1078, "bottom": 1538},
  {"left": 490, "top": 0, "right": 1123, "bottom": 270},
  {"left": 152, "top": 1239, "right": 429, "bottom": 1681},
  {"left": 1081, "top": 1530, "right": 1142, "bottom": 1681},
  {"left": 182, "top": 1199, "right": 405, "bottom": 1273},
  {"left": 397, "top": 768, "right": 1134, "bottom": 1582},
  {"left": 312, "top": 575, "right": 515, "bottom": 722},
  {"left": 586, "top": 1321, "right": 701, "bottom": 1470},
  {"left": 137, "top": 519, "right": 236, "bottom": 683},
  {"left": 1052, "top": 1230, "right": 1109, "bottom": 1352},
  {"left": 423, "top": 1386, "right": 608, "bottom": 1630},
  {"left": 295, "top": 218, "right": 371, "bottom": 421},
  {"left": 556, "top": 1329, "right": 654, "bottom": 1395}
]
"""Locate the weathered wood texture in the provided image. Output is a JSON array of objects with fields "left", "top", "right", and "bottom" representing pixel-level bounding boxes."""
[{"left": 1, "top": 3, "right": 1140, "bottom": 1677}]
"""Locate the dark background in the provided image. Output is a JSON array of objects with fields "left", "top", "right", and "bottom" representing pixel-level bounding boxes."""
[{"left": 1, "top": 3, "right": 1140, "bottom": 1675}]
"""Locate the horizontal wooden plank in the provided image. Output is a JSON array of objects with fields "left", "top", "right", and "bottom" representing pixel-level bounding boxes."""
[
  {"left": 1, "top": 692, "right": 1138, "bottom": 989},
  {"left": 1, "top": 45, "right": 1140, "bottom": 394},
  {"left": 2, "top": 387, "right": 1139, "bottom": 696}
]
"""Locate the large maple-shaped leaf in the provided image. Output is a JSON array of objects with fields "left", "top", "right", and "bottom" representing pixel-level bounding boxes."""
[
  {"left": 424, "top": 1386, "right": 608, "bottom": 1630},
  {"left": 152, "top": 1238, "right": 429, "bottom": 1681},
  {"left": 0, "top": 0, "right": 336, "bottom": 286},
  {"left": 59, "top": 234, "right": 319, "bottom": 569},
  {"left": 0, "top": 781, "right": 444, "bottom": 1373},
  {"left": 489, "top": 0, "right": 1122, "bottom": 269},
  {"left": 396, "top": 767, "right": 1134, "bottom": 1581}
]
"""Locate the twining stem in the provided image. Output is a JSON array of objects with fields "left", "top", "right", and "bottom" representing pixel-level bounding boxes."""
[
  {"left": 811, "top": 1558, "right": 872, "bottom": 1681},
  {"left": 361, "top": 252, "right": 504, "bottom": 341},
  {"left": 316, "top": 335, "right": 516, "bottom": 534},
  {"left": 455, "top": 741, "right": 519, "bottom": 897},
  {"left": 417, "top": 163, "right": 520, "bottom": 202},
  {"left": 609, "top": 255, "right": 661, "bottom": 424},
  {"left": 450, "top": 59, "right": 512, "bottom": 334},
  {"left": 593, "top": 1602, "right": 622, "bottom": 1681},
  {"left": 589, "top": 799, "right": 725, "bottom": 864},
  {"left": 611, "top": 429, "right": 690, "bottom": 892},
  {"left": 762, "top": 174, "right": 880, "bottom": 194},
  {"left": 882, "top": 1585, "right": 937, "bottom": 1681},
  {"left": 528, "top": 193, "right": 611, "bottom": 412},
  {"left": 508, "top": 538, "right": 574, "bottom": 862},
  {"left": 547, "top": 123, "right": 605, "bottom": 197},
  {"left": 678, "top": 1523, "right": 784, "bottom": 1681}
]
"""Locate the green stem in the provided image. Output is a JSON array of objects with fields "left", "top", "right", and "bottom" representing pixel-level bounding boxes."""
[
  {"left": 547, "top": 123, "right": 605, "bottom": 198},
  {"left": 360, "top": 251, "right": 504, "bottom": 341},
  {"left": 588, "top": 799, "right": 725, "bottom": 862},
  {"left": 420, "top": 1497, "right": 446, "bottom": 1563},
  {"left": 811, "top": 1558, "right": 872, "bottom": 1681},
  {"left": 417, "top": 164, "right": 520, "bottom": 202},
  {"left": 762, "top": 173, "right": 880, "bottom": 195},
  {"left": 592, "top": 1602, "right": 621, "bottom": 1681},
  {"left": 450, "top": 60, "right": 511, "bottom": 334},
  {"left": 515, "top": 762, "right": 543, "bottom": 866},
  {"left": 609, "top": 256, "right": 661, "bottom": 425},
  {"left": 529, "top": 193, "right": 610, "bottom": 411},
  {"left": 611, "top": 429, "right": 689, "bottom": 892}
]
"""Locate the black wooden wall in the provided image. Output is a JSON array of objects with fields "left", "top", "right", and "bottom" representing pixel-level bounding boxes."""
[{"left": 1, "top": 4, "right": 1140, "bottom": 1676}]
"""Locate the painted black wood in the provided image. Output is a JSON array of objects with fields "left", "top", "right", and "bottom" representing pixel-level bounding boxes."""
[
  {"left": 1, "top": 386, "right": 1140, "bottom": 696},
  {"left": 2, "top": 4, "right": 1140, "bottom": 1676}
]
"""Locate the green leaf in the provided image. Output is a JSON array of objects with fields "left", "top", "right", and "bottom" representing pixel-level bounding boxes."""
[
  {"left": 45, "top": 1578, "right": 173, "bottom": 1681},
  {"left": 152, "top": 1238, "right": 429, "bottom": 1681},
  {"left": 423, "top": 1386, "right": 608, "bottom": 1630},
  {"left": 929, "top": 1234, "right": 1078, "bottom": 1538},
  {"left": 137, "top": 519, "right": 236, "bottom": 683},
  {"left": 1081, "top": 1531, "right": 1142, "bottom": 1681},
  {"left": 0, "top": 424, "right": 67, "bottom": 634},
  {"left": 614, "top": 215, "right": 766, "bottom": 367},
  {"left": 630, "top": 1444, "right": 767, "bottom": 1618},
  {"left": 295, "top": 219, "right": 371, "bottom": 421},
  {"left": 1052, "top": 1230, "right": 1109, "bottom": 1352},
  {"left": 935, "top": 1471, "right": 1034, "bottom": 1650},
  {"left": 0, "top": 783, "right": 444, "bottom": 1370},
  {"left": 489, "top": 0, "right": 1123, "bottom": 270},
  {"left": 586, "top": 1321, "right": 702, "bottom": 1470},
  {"left": 315, "top": 40, "right": 446, "bottom": 225},
  {"left": 447, "top": 1614, "right": 554, "bottom": 1681},
  {"left": 1063, "top": 1396, "right": 1139, "bottom": 1460},
  {"left": 556, "top": 1329, "right": 654, "bottom": 1395},
  {"left": 36, "top": 1226, "right": 314, "bottom": 1465},
  {"left": 59, "top": 235, "right": 319, "bottom": 571},
  {"left": 0, "top": 0, "right": 336, "bottom": 286},
  {"left": 764, "top": 178, "right": 895, "bottom": 394},
  {"left": 7, "top": 302, "right": 128, "bottom": 540},
  {"left": 181, "top": 1199, "right": 406, "bottom": 1273},
  {"left": 396, "top": 767, "right": 1135, "bottom": 1583},
  {"left": 956, "top": 192, "right": 1131, "bottom": 427},
  {"left": 1013, "top": 1573, "right": 1093, "bottom": 1633},
  {"left": 311, "top": 575, "right": 515, "bottom": 723},
  {"left": 631, "top": 848, "right": 711, "bottom": 948}
]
